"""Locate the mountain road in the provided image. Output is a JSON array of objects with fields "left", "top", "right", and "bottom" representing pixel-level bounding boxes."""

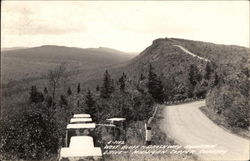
[{"left": 160, "top": 100, "right": 249, "bottom": 160}]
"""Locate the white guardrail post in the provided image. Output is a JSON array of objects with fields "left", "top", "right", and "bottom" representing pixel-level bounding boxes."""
[{"left": 145, "top": 105, "right": 158, "bottom": 145}]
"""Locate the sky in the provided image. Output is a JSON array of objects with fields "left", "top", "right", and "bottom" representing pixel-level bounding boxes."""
[{"left": 1, "top": 1, "right": 249, "bottom": 53}]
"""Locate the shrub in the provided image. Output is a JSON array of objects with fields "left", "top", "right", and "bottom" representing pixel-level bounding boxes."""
[
  {"left": 224, "top": 93, "right": 249, "bottom": 128},
  {"left": 206, "top": 83, "right": 249, "bottom": 129},
  {"left": 0, "top": 104, "right": 60, "bottom": 160}
]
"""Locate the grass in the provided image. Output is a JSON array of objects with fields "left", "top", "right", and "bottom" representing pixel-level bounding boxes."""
[{"left": 200, "top": 106, "right": 250, "bottom": 139}]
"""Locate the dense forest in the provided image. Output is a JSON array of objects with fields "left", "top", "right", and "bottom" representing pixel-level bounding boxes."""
[
  {"left": 1, "top": 63, "right": 165, "bottom": 160},
  {"left": 1, "top": 37, "right": 249, "bottom": 160}
]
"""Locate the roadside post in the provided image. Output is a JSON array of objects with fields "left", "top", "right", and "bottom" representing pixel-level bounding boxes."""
[
  {"left": 145, "top": 123, "right": 152, "bottom": 145},
  {"left": 144, "top": 105, "right": 158, "bottom": 145}
]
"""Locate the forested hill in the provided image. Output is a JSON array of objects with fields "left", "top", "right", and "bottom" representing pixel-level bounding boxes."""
[
  {"left": 1, "top": 45, "right": 134, "bottom": 84},
  {"left": 2, "top": 37, "right": 249, "bottom": 129},
  {"left": 120, "top": 37, "right": 249, "bottom": 129},
  {"left": 125, "top": 37, "right": 249, "bottom": 76},
  {"left": 85, "top": 37, "right": 250, "bottom": 129},
  {"left": 1, "top": 37, "right": 249, "bottom": 161},
  {"left": 64, "top": 37, "right": 250, "bottom": 98},
  {"left": 2, "top": 45, "right": 133, "bottom": 66}
]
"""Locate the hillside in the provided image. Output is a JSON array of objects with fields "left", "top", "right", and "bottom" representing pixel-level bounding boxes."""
[
  {"left": 1, "top": 45, "right": 134, "bottom": 83},
  {"left": 4, "top": 37, "right": 249, "bottom": 98},
  {"left": 2, "top": 45, "right": 132, "bottom": 62},
  {"left": 120, "top": 37, "right": 249, "bottom": 129},
  {"left": 1, "top": 47, "right": 28, "bottom": 51},
  {"left": 78, "top": 37, "right": 249, "bottom": 131},
  {"left": 79, "top": 38, "right": 215, "bottom": 93},
  {"left": 2, "top": 38, "right": 249, "bottom": 130},
  {"left": 123, "top": 37, "right": 249, "bottom": 74}
]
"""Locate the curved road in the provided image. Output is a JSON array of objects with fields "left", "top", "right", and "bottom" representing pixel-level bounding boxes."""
[
  {"left": 173, "top": 45, "right": 210, "bottom": 62},
  {"left": 161, "top": 100, "right": 249, "bottom": 161}
]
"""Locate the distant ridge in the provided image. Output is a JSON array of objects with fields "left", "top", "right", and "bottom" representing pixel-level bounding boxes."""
[
  {"left": 2, "top": 45, "right": 135, "bottom": 61},
  {"left": 1, "top": 47, "right": 28, "bottom": 51},
  {"left": 1, "top": 45, "right": 136, "bottom": 83}
]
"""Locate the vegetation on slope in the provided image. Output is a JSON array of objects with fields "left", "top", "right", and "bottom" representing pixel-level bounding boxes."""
[
  {"left": 1, "top": 45, "right": 134, "bottom": 83},
  {"left": 169, "top": 38, "right": 250, "bottom": 130},
  {"left": 1, "top": 37, "right": 249, "bottom": 160},
  {"left": 0, "top": 64, "right": 161, "bottom": 160}
]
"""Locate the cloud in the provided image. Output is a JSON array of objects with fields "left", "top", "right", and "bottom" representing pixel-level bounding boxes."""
[
  {"left": 3, "top": 2, "right": 35, "bottom": 15},
  {"left": 2, "top": 1, "right": 85, "bottom": 35},
  {"left": 1, "top": 1, "right": 249, "bottom": 51},
  {"left": 5, "top": 23, "right": 83, "bottom": 35}
]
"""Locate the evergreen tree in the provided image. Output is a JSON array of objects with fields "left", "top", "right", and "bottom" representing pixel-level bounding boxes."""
[
  {"left": 85, "top": 89, "right": 95, "bottom": 107},
  {"left": 119, "top": 72, "right": 127, "bottom": 91},
  {"left": 100, "top": 70, "right": 114, "bottom": 98},
  {"left": 85, "top": 90, "right": 97, "bottom": 120},
  {"left": 156, "top": 78, "right": 165, "bottom": 103},
  {"left": 37, "top": 92, "right": 44, "bottom": 103},
  {"left": 204, "top": 62, "right": 213, "bottom": 80},
  {"left": 59, "top": 95, "right": 68, "bottom": 107},
  {"left": 140, "top": 73, "right": 145, "bottom": 81},
  {"left": 29, "top": 86, "right": 44, "bottom": 103},
  {"left": 44, "top": 95, "right": 53, "bottom": 108},
  {"left": 147, "top": 64, "right": 165, "bottom": 103},
  {"left": 30, "top": 85, "right": 38, "bottom": 103},
  {"left": 111, "top": 79, "right": 115, "bottom": 92},
  {"left": 77, "top": 83, "right": 81, "bottom": 94},
  {"left": 188, "top": 64, "right": 201, "bottom": 86},
  {"left": 186, "top": 82, "right": 194, "bottom": 98},
  {"left": 213, "top": 72, "right": 219, "bottom": 87},
  {"left": 44, "top": 87, "right": 48, "bottom": 94},
  {"left": 96, "top": 85, "right": 100, "bottom": 92},
  {"left": 188, "top": 65, "right": 196, "bottom": 97},
  {"left": 147, "top": 64, "right": 157, "bottom": 89},
  {"left": 187, "top": 64, "right": 202, "bottom": 97},
  {"left": 67, "top": 87, "right": 72, "bottom": 96}
]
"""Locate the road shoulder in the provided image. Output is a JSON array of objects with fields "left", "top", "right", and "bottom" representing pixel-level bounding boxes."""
[{"left": 199, "top": 106, "right": 250, "bottom": 139}]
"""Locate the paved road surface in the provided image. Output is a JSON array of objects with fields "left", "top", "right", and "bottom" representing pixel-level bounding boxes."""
[{"left": 161, "top": 100, "right": 249, "bottom": 161}]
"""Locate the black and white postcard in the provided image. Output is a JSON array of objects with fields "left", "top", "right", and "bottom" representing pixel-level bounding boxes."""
[{"left": 1, "top": 1, "right": 249, "bottom": 161}]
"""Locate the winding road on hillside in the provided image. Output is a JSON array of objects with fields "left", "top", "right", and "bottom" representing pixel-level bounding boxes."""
[
  {"left": 160, "top": 101, "right": 249, "bottom": 161},
  {"left": 173, "top": 45, "right": 210, "bottom": 62}
]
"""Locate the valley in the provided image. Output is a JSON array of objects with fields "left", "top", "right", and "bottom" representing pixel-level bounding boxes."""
[{"left": 1, "top": 37, "right": 249, "bottom": 161}]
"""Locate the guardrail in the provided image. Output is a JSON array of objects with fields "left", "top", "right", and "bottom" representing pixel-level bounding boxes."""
[
  {"left": 145, "top": 97, "right": 205, "bottom": 145},
  {"left": 164, "top": 97, "right": 205, "bottom": 106}
]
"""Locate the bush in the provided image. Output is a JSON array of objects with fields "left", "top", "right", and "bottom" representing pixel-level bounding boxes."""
[
  {"left": 224, "top": 93, "right": 249, "bottom": 128},
  {"left": 206, "top": 83, "right": 249, "bottom": 129},
  {"left": 132, "top": 93, "right": 154, "bottom": 121},
  {"left": 0, "top": 104, "right": 60, "bottom": 160}
]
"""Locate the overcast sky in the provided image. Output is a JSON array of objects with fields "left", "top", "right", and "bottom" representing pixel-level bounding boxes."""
[{"left": 1, "top": 1, "right": 249, "bottom": 52}]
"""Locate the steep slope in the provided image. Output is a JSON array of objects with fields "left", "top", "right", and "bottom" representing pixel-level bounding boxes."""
[
  {"left": 124, "top": 37, "right": 249, "bottom": 75},
  {"left": 120, "top": 37, "right": 249, "bottom": 129},
  {"left": 104, "top": 38, "right": 211, "bottom": 100},
  {"left": 77, "top": 37, "right": 249, "bottom": 117}
]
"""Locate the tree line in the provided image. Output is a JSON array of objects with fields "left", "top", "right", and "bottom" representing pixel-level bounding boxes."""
[{"left": 0, "top": 61, "right": 221, "bottom": 160}]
